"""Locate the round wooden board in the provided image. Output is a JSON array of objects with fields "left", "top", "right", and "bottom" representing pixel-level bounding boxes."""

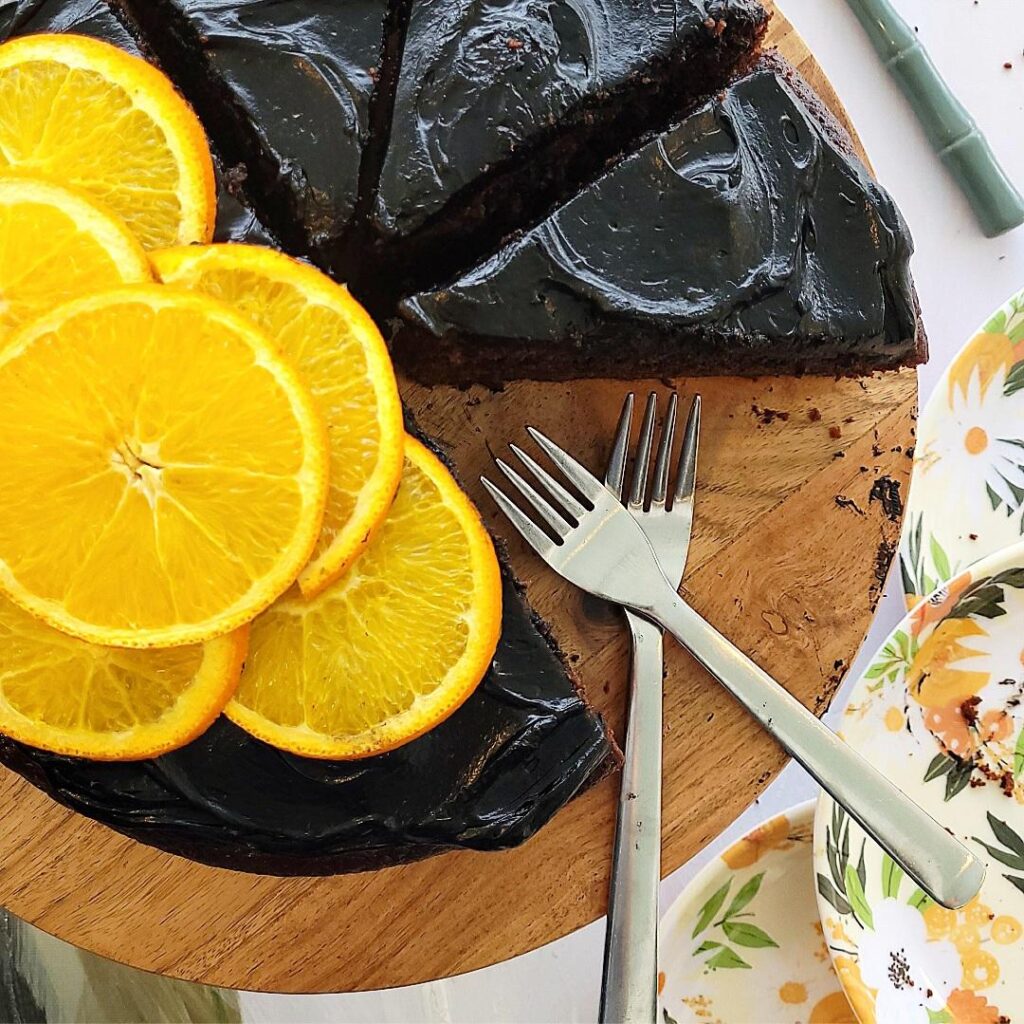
[{"left": 0, "top": 3, "right": 917, "bottom": 994}]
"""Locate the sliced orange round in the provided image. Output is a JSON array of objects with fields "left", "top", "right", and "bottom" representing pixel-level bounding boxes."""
[
  {"left": 0, "top": 594, "right": 245, "bottom": 760},
  {"left": 152, "top": 244, "right": 404, "bottom": 596},
  {"left": 0, "top": 174, "right": 151, "bottom": 343},
  {"left": 0, "top": 285, "right": 329, "bottom": 648},
  {"left": 0, "top": 34, "right": 215, "bottom": 249},
  {"left": 227, "top": 436, "right": 502, "bottom": 759}
]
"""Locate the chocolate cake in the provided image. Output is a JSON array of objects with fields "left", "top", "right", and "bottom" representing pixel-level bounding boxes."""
[
  {"left": 369, "top": 0, "right": 768, "bottom": 291},
  {"left": 0, "top": 0, "right": 926, "bottom": 875},
  {"left": 396, "top": 56, "right": 925, "bottom": 383}
]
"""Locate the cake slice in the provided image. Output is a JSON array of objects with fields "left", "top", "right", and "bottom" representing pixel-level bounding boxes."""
[
  {"left": 367, "top": 0, "right": 768, "bottom": 295},
  {"left": 111, "top": 0, "right": 401, "bottom": 264},
  {"left": 0, "top": 0, "right": 277, "bottom": 247},
  {"left": 395, "top": 55, "right": 926, "bottom": 383}
]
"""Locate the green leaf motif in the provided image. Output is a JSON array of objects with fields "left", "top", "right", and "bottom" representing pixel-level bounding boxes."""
[
  {"left": 924, "top": 753, "right": 953, "bottom": 783},
  {"left": 882, "top": 854, "right": 904, "bottom": 899},
  {"left": 929, "top": 534, "right": 952, "bottom": 583},
  {"left": 945, "top": 758, "right": 975, "bottom": 802},
  {"left": 985, "top": 308, "right": 1008, "bottom": 334},
  {"left": 721, "top": 871, "right": 765, "bottom": 921},
  {"left": 974, "top": 812, "right": 1024, "bottom": 871},
  {"left": 927, "top": 1009, "right": 953, "bottom": 1024},
  {"left": 1004, "top": 874, "right": 1024, "bottom": 898},
  {"left": 844, "top": 863, "right": 874, "bottom": 930},
  {"left": 691, "top": 880, "right": 730, "bottom": 938},
  {"left": 1015, "top": 726, "right": 1024, "bottom": 779},
  {"left": 817, "top": 874, "right": 853, "bottom": 917},
  {"left": 694, "top": 940, "right": 721, "bottom": 954},
  {"left": 663, "top": 1009, "right": 680, "bottom": 1024},
  {"left": 908, "top": 887, "right": 933, "bottom": 912},
  {"left": 705, "top": 946, "right": 751, "bottom": 970},
  {"left": 722, "top": 921, "right": 778, "bottom": 949}
]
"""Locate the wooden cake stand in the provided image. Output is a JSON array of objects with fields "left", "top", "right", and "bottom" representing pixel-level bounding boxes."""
[{"left": 0, "top": 2, "right": 916, "bottom": 993}]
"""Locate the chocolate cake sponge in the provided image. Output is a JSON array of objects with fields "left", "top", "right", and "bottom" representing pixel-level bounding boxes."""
[{"left": 396, "top": 54, "right": 926, "bottom": 383}]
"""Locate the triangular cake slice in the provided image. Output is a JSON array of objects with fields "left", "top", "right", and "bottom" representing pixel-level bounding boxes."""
[
  {"left": 110, "top": 0, "right": 401, "bottom": 262},
  {"left": 396, "top": 55, "right": 926, "bottom": 382},
  {"left": 1, "top": 0, "right": 277, "bottom": 247},
  {"left": 368, "top": 0, "right": 768, "bottom": 293}
]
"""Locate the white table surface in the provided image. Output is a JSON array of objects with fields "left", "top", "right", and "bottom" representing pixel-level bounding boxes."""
[{"left": 240, "top": 2, "right": 1024, "bottom": 1019}]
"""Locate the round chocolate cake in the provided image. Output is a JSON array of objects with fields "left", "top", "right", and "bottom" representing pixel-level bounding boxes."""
[{"left": 0, "top": 0, "right": 923, "bottom": 874}]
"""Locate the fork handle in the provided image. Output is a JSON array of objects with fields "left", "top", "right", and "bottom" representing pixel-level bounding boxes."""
[
  {"left": 599, "top": 614, "right": 663, "bottom": 1024},
  {"left": 648, "top": 591, "right": 986, "bottom": 910}
]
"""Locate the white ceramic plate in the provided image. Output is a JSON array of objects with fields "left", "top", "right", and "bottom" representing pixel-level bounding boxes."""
[
  {"left": 659, "top": 799, "right": 855, "bottom": 1023},
  {"left": 900, "top": 286, "right": 1024, "bottom": 604},
  {"left": 814, "top": 546, "right": 1024, "bottom": 1023}
]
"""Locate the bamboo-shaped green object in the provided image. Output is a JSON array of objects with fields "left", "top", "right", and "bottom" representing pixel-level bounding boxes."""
[{"left": 846, "top": 0, "right": 1024, "bottom": 237}]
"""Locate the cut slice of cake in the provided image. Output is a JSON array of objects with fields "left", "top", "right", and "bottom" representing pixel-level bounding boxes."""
[
  {"left": 0, "top": 0, "right": 277, "bottom": 247},
  {"left": 110, "top": 0, "right": 401, "bottom": 263},
  {"left": 395, "top": 55, "right": 926, "bottom": 383},
  {"left": 366, "top": 0, "right": 768, "bottom": 296}
]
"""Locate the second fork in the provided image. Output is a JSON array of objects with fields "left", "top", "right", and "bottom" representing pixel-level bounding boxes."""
[{"left": 598, "top": 393, "right": 700, "bottom": 1024}]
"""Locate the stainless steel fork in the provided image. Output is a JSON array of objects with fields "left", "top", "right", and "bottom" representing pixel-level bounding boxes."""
[
  {"left": 597, "top": 393, "right": 699, "bottom": 1024},
  {"left": 481, "top": 425, "right": 986, "bottom": 913}
]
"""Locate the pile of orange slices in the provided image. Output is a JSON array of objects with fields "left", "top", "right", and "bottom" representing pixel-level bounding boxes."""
[{"left": 0, "top": 35, "right": 501, "bottom": 762}]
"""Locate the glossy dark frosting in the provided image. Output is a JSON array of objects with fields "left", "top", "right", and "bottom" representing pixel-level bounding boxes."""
[
  {"left": 401, "top": 61, "right": 920, "bottom": 376},
  {"left": 374, "top": 0, "right": 765, "bottom": 240},
  {"left": 156, "top": 0, "right": 391, "bottom": 246},
  {"left": 0, "top": 573, "right": 610, "bottom": 873}
]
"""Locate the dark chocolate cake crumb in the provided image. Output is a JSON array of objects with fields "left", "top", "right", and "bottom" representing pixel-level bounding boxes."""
[
  {"left": 808, "top": 407, "right": 822, "bottom": 421},
  {"left": 829, "top": 425, "right": 842, "bottom": 439},
  {"left": 960, "top": 695, "right": 981, "bottom": 727}
]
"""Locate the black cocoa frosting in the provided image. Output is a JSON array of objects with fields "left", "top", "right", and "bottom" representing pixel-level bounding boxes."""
[
  {"left": 367, "top": 0, "right": 766, "bottom": 297},
  {"left": 0, "top": 572, "right": 611, "bottom": 874},
  {"left": 113, "top": 0, "right": 396, "bottom": 261},
  {"left": 397, "top": 58, "right": 924, "bottom": 382}
]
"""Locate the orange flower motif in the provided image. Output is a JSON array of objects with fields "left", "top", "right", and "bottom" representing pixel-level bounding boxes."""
[
  {"left": 833, "top": 955, "right": 876, "bottom": 1024},
  {"left": 981, "top": 708, "right": 1014, "bottom": 742},
  {"left": 808, "top": 990, "right": 857, "bottom": 1023},
  {"left": 947, "top": 987, "right": 1003, "bottom": 1023},
  {"left": 720, "top": 813, "right": 791, "bottom": 869},
  {"left": 924, "top": 702, "right": 975, "bottom": 757},
  {"left": 946, "top": 331, "right": 1017, "bottom": 406},
  {"left": 907, "top": 617, "right": 989, "bottom": 709},
  {"left": 910, "top": 572, "right": 973, "bottom": 637}
]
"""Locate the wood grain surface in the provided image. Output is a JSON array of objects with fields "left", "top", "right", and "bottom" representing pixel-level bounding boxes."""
[{"left": 0, "top": 3, "right": 918, "bottom": 993}]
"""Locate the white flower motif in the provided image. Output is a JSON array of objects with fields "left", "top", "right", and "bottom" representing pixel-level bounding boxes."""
[
  {"left": 921, "top": 359, "right": 1024, "bottom": 537},
  {"left": 857, "top": 899, "right": 960, "bottom": 1023}
]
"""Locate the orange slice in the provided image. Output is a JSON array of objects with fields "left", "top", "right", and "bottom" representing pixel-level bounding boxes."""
[
  {"left": 0, "top": 174, "right": 151, "bottom": 343},
  {"left": 152, "top": 244, "right": 404, "bottom": 595},
  {"left": 227, "top": 436, "right": 502, "bottom": 759},
  {"left": 0, "top": 285, "right": 329, "bottom": 648},
  {"left": 0, "top": 34, "right": 215, "bottom": 249},
  {"left": 0, "top": 594, "right": 245, "bottom": 760}
]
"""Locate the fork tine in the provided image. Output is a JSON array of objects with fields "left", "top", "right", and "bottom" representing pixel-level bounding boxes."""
[
  {"left": 481, "top": 476, "right": 558, "bottom": 556},
  {"left": 494, "top": 457, "right": 572, "bottom": 539},
  {"left": 651, "top": 392, "right": 679, "bottom": 507},
  {"left": 627, "top": 392, "right": 657, "bottom": 510},
  {"left": 604, "top": 393, "right": 634, "bottom": 499},
  {"left": 525, "top": 426, "right": 605, "bottom": 503},
  {"left": 674, "top": 394, "right": 702, "bottom": 506},
  {"left": 510, "top": 443, "right": 587, "bottom": 520}
]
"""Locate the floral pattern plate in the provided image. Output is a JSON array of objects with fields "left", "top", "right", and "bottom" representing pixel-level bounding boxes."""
[
  {"left": 659, "top": 799, "right": 856, "bottom": 1023},
  {"left": 814, "top": 547, "right": 1024, "bottom": 1023},
  {"left": 900, "top": 286, "right": 1024, "bottom": 604}
]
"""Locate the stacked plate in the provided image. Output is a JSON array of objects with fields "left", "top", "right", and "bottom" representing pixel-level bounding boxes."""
[{"left": 660, "top": 288, "right": 1024, "bottom": 1023}]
